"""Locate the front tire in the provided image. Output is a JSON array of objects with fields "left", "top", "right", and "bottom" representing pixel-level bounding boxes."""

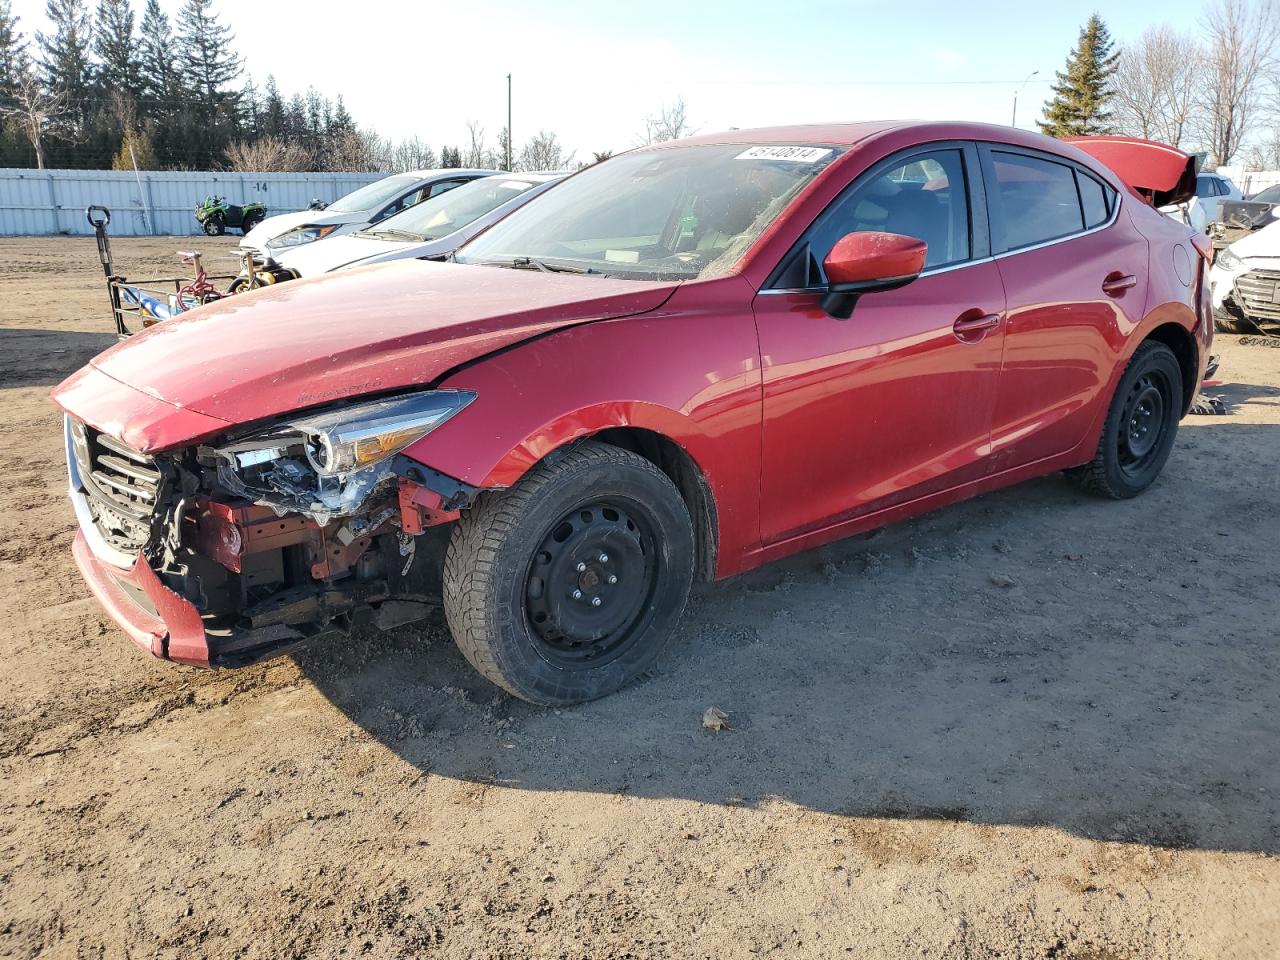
[
  {"left": 443, "top": 441, "right": 695, "bottom": 705},
  {"left": 202, "top": 214, "right": 225, "bottom": 236},
  {"left": 1068, "top": 340, "right": 1183, "bottom": 499}
]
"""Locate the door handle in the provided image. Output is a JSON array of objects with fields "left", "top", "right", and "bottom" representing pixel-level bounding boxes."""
[
  {"left": 1102, "top": 272, "right": 1138, "bottom": 296},
  {"left": 953, "top": 312, "right": 1001, "bottom": 340}
]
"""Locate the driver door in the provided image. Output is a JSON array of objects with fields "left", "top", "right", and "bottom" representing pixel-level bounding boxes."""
[{"left": 753, "top": 143, "right": 1007, "bottom": 544}]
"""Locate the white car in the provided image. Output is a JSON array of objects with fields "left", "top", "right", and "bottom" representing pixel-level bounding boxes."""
[
  {"left": 1191, "top": 171, "right": 1242, "bottom": 226},
  {"left": 241, "top": 169, "right": 495, "bottom": 254},
  {"left": 1208, "top": 218, "right": 1280, "bottom": 332},
  {"left": 1160, "top": 172, "right": 1241, "bottom": 232},
  {"left": 272, "top": 172, "right": 567, "bottom": 277}
]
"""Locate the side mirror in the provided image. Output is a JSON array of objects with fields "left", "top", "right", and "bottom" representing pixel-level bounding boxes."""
[{"left": 821, "top": 231, "right": 927, "bottom": 320}]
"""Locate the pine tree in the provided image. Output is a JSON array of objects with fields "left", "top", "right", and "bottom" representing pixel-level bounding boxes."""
[
  {"left": 37, "top": 0, "right": 92, "bottom": 108},
  {"left": 1038, "top": 15, "right": 1119, "bottom": 137},
  {"left": 440, "top": 145, "right": 460, "bottom": 168},
  {"left": 137, "top": 0, "right": 177, "bottom": 104},
  {"left": 0, "top": 0, "right": 29, "bottom": 104},
  {"left": 93, "top": 0, "right": 139, "bottom": 96},
  {"left": 260, "top": 73, "right": 283, "bottom": 137},
  {"left": 176, "top": 0, "right": 239, "bottom": 102},
  {"left": 175, "top": 0, "right": 241, "bottom": 163}
]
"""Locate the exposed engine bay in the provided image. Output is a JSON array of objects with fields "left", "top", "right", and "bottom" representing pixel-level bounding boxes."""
[{"left": 67, "top": 389, "right": 481, "bottom": 666}]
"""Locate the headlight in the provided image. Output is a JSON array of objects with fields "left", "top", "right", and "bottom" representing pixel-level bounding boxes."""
[
  {"left": 272, "top": 224, "right": 339, "bottom": 248},
  {"left": 205, "top": 390, "right": 476, "bottom": 520},
  {"left": 1216, "top": 248, "right": 1244, "bottom": 271},
  {"left": 289, "top": 390, "right": 476, "bottom": 476}
]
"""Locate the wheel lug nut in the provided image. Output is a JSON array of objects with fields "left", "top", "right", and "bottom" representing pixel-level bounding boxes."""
[
  {"left": 598, "top": 553, "right": 609, "bottom": 563},
  {"left": 572, "top": 589, "right": 583, "bottom": 600},
  {"left": 608, "top": 575, "right": 618, "bottom": 585},
  {"left": 576, "top": 562, "right": 586, "bottom": 572},
  {"left": 591, "top": 597, "right": 602, "bottom": 607}
]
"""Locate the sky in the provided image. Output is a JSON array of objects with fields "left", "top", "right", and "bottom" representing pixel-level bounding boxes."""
[{"left": 10, "top": 0, "right": 1218, "bottom": 161}]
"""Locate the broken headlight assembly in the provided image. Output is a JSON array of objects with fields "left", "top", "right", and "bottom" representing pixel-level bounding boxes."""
[{"left": 201, "top": 390, "right": 476, "bottom": 522}]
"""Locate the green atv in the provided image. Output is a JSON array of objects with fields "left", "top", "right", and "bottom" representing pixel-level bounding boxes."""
[{"left": 194, "top": 195, "right": 268, "bottom": 236}]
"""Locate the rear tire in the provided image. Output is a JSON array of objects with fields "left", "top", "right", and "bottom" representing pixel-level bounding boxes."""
[
  {"left": 443, "top": 440, "right": 695, "bottom": 705},
  {"left": 241, "top": 211, "right": 265, "bottom": 234},
  {"left": 1068, "top": 340, "right": 1183, "bottom": 499}
]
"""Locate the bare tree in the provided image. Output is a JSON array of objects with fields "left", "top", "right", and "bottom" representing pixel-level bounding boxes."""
[
  {"left": 0, "top": 63, "right": 72, "bottom": 168},
  {"left": 223, "top": 135, "right": 312, "bottom": 172},
  {"left": 385, "top": 135, "right": 437, "bottom": 172},
  {"left": 519, "top": 129, "right": 572, "bottom": 171},
  {"left": 1198, "top": 0, "right": 1280, "bottom": 165},
  {"left": 1113, "top": 26, "right": 1201, "bottom": 146},
  {"left": 640, "top": 96, "right": 694, "bottom": 144},
  {"left": 463, "top": 119, "right": 491, "bottom": 168}
]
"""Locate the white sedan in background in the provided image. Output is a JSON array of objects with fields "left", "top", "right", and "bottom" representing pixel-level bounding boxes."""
[
  {"left": 1208, "top": 218, "right": 1280, "bottom": 332},
  {"left": 270, "top": 172, "right": 568, "bottom": 277},
  {"left": 241, "top": 169, "right": 495, "bottom": 254}
]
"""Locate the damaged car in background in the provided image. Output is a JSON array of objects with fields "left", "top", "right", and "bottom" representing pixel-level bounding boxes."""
[{"left": 54, "top": 122, "right": 1211, "bottom": 705}]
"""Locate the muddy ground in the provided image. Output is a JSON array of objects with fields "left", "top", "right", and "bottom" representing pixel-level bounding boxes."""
[{"left": 1, "top": 236, "right": 1278, "bottom": 959}]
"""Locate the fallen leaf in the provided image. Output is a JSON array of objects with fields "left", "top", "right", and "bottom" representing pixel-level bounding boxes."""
[{"left": 702, "top": 707, "right": 730, "bottom": 732}]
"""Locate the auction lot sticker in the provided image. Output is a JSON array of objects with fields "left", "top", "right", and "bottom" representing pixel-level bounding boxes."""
[{"left": 735, "top": 146, "right": 833, "bottom": 163}]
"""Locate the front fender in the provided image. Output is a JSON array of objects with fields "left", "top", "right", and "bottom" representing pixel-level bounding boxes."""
[{"left": 400, "top": 278, "right": 765, "bottom": 577}]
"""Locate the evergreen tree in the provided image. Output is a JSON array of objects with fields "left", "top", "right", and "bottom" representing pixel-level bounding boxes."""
[
  {"left": 1039, "top": 14, "right": 1119, "bottom": 137},
  {"left": 137, "top": 0, "right": 177, "bottom": 104},
  {"left": 37, "top": 0, "right": 92, "bottom": 108},
  {"left": 176, "top": 0, "right": 239, "bottom": 104},
  {"left": 440, "top": 145, "right": 460, "bottom": 167},
  {"left": 92, "top": 0, "right": 138, "bottom": 96},
  {"left": 260, "top": 73, "right": 283, "bottom": 137},
  {"left": 0, "top": 0, "right": 28, "bottom": 103}
]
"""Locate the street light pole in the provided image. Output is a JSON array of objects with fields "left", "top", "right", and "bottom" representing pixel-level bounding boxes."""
[
  {"left": 506, "top": 73, "right": 513, "bottom": 172},
  {"left": 1012, "top": 69, "right": 1039, "bottom": 128}
]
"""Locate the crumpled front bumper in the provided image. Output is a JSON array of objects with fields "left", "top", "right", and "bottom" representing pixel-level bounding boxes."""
[{"left": 71, "top": 531, "right": 212, "bottom": 666}]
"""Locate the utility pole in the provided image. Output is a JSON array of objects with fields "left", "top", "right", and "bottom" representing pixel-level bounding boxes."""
[
  {"left": 506, "top": 73, "right": 513, "bottom": 172},
  {"left": 1011, "top": 70, "right": 1039, "bottom": 128}
]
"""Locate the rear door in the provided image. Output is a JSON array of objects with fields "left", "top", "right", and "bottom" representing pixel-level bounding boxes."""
[
  {"left": 754, "top": 142, "right": 1008, "bottom": 543},
  {"left": 981, "top": 145, "right": 1148, "bottom": 471}
]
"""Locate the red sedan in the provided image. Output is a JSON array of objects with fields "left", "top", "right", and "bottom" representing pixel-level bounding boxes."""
[{"left": 53, "top": 122, "right": 1210, "bottom": 704}]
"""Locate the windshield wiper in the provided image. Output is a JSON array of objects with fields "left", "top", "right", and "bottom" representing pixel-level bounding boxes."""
[
  {"left": 359, "top": 227, "right": 424, "bottom": 242},
  {"left": 509, "top": 256, "right": 601, "bottom": 275}
]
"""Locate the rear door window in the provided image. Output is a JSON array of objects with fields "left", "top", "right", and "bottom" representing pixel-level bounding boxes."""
[
  {"left": 1077, "top": 172, "right": 1111, "bottom": 228},
  {"left": 988, "top": 151, "right": 1086, "bottom": 252}
]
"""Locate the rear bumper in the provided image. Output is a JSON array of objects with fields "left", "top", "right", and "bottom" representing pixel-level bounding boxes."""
[{"left": 71, "top": 530, "right": 212, "bottom": 666}]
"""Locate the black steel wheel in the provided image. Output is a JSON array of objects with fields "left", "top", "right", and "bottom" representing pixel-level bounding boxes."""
[
  {"left": 443, "top": 440, "right": 695, "bottom": 705},
  {"left": 1068, "top": 340, "right": 1183, "bottom": 499},
  {"left": 523, "top": 500, "right": 659, "bottom": 670}
]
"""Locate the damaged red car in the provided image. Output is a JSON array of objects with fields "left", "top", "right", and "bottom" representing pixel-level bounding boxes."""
[{"left": 53, "top": 122, "right": 1211, "bottom": 705}]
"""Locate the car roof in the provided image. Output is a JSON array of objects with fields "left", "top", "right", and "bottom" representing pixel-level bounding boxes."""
[
  {"left": 400, "top": 168, "right": 497, "bottom": 179},
  {"left": 650, "top": 120, "right": 1118, "bottom": 156}
]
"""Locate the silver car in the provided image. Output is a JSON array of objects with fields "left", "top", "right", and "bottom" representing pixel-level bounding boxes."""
[
  {"left": 241, "top": 169, "right": 495, "bottom": 254},
  {"left": 269, "top": 172, "right": 569, "bottom": 277}
]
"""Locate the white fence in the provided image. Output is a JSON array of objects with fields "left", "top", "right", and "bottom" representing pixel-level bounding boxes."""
[{"left": 0, "top": 168, "right": 384, "bottom": 236}]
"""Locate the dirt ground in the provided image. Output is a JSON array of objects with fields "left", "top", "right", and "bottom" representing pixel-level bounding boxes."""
[{"left": 1, "top": 236, "right": 1278, "bottom": 960}]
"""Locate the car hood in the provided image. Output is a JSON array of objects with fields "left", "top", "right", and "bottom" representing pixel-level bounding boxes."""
[
  {"left": 241, "top": 209, "right": 369, "bottom": 249},
  {"left": 1227, "top": 219, "right": 1280, "bottom": 260},
  {"left": 53, "top": 260, "right": 678, "bottom": 452},
  {"left": 274, "top": 232, "right": 422, "bottom": 276}
]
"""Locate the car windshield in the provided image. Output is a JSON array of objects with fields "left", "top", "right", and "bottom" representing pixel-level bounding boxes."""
[
  {"left": 1252, "top": 185, "right": 1280, "bottom": 203},
  {"left": 454, "top": 143, "right": 841, "bottom": 280},
  {"left": 368, "top": 177, "right": 542, "bottom": 241},
  {"left": 326, "top": 175, "right": 421, "bottom": 214}
]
